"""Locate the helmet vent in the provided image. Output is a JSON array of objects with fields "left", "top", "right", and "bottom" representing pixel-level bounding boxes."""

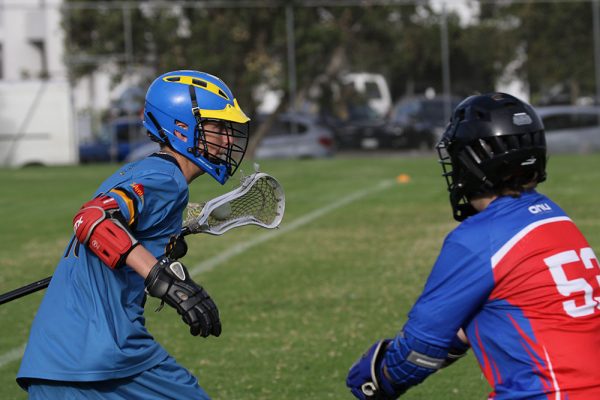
[
  {"left": 520, "top": 132, "right": 533, "bottom": 147},
  {"left": 192, "top": 79, "right": 207, "bottom": 88},
  {"left": 506, "top": 134, "right": 520, "bottom": 149},
  {"left": 166, "top": 77, "right": 180, "bottom": 82},
  {"left": 479, "top": 138, "right": 494, "bottom": 157},
  {"left": 472, "top": 107, "right": 491, "bottom": 121}
]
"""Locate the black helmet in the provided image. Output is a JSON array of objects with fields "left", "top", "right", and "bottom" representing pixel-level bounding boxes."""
[{"left": 436, "top": 93, "right": 547, "bottom": 221}]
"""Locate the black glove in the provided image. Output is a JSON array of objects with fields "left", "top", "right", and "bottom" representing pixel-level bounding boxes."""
[
  {"left": 165, "top": 234, "right": 188, "bottom": 259},
  {"left": 145, "top": 257, "right": 221, "bottom": 337}
]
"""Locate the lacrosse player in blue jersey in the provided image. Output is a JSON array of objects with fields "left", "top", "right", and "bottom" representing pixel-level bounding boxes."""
[
  {"left": 17, "top": 70, "right": 250, "bottom": 399},
  {"left": 347, "top": 93, "right": 600, "bottom": 399}
]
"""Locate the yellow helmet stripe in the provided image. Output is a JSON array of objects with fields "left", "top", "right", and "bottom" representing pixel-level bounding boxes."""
[
  {"left": 162, "top": 75, "right": 230, "bottom": 100},
  {"left": 200, "top": 98, "right": 250, "bottom": 124}
]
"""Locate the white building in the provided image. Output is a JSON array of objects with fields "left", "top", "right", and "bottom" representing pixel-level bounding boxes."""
[
  {"left": 0, "top": 0, "right": 76, "bottom": 166},
  {"left": 0, "top": 0, "right": 66, "bottom": 81},
  {"left": 0, "top": 0, "right": 134, "bottom": 166}
]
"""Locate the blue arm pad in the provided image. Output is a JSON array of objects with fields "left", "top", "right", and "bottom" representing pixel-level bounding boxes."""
[{"left": 381, "top": 331, "right": 449, "bottom": 390}]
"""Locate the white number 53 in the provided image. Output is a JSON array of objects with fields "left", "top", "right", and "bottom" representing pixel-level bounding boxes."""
[{"left": 544, "top": 247, "right": 600, "bottom": 318}]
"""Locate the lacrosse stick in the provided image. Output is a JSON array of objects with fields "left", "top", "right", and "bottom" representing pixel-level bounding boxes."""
[
  {"left": 182, "top": 171, "right": 285, "bottom": 236},
  {"left": 0, "top": 172, "right": 285, "bottom": 305}
]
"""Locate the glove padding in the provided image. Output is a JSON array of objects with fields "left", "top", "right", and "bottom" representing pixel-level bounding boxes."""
[
  {"left": 347, "top": 340, "right": 404, "bottom": 400},
  {"left": 145, "top": 257, "right": 221, "bottom": 337}
]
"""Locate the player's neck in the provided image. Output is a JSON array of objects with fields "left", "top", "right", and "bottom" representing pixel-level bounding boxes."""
[
  {"left": 470, "top": 195, "right": 497, "bottom": 212},
  {"left": 159, "top": 148, "right": 204, "bottom": 184}
]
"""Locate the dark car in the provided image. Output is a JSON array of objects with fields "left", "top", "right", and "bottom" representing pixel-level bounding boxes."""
[
  {"left": 79, "top": 117, "right": 148, "bottom": 163},
  {"left": 383, "top": 96, "right": 460, "bottom": 150},
  {"left": 321, "top": 104, "right": 390, "bottom": 150}
]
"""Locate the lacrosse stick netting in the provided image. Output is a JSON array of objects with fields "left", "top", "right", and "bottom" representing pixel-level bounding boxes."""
[{"left": 183, "top": 172, "right": 285, "bottom": 235}]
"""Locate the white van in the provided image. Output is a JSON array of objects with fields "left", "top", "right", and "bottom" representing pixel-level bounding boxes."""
[
  {"left": 254, "top": 72, "right": 392, "bottom": 118},
  {"left": 341, "top": 72, "right": 392, "bottom": 118},
  {"left": 0, "top": 79, "right": 77, "bottom": 167}
]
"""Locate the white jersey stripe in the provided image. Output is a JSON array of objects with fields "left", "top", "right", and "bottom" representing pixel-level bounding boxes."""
[
  {"left": 491, "top": 216, "right": 572, "bottom": 269},
  {"left": 543, "top": 346, "right": 562, "bottom": 399}
]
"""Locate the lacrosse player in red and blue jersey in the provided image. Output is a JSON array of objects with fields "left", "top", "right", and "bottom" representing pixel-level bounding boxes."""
[
  {"left": 347, "top": 93, "right": 600, "bottom": 399},
  {"left": 17, "top": 70, "right": 250, "bottom": 399}
]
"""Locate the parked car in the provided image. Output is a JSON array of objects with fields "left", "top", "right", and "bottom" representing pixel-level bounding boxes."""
[
  {"left": 126, "top": 112, "right": 335, "bottom": 162},
  {"left": 79, "top": 117, "right": 147, "bottom": 163},
  {"left": 253, "top": 112, "right": 335, "bottom": 159},
  {"left": 535, "top": 105, "right": 600, "bottom": 154},
  {"left": 321, "top": 104, "right": 390, "bottom": 150},
  {"left": 382, "top": 96, "right": 460, "bottom": 150}
]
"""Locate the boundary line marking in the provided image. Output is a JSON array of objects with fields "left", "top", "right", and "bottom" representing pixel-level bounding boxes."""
[
  {"left": 190, "top": 179, "right": 393, "bottom": 276},
  {"left": 0, "top": 344, "right": 26, "bottom": 370}
]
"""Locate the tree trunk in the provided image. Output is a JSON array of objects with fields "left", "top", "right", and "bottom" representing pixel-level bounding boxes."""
[{"left": 245, "top": 45, "right": 347, "bottom": 159}]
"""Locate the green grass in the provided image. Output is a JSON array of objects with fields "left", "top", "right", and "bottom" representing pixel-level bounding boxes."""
[{"left": 0, "top": 153, "right": 599, "bottom": 399}]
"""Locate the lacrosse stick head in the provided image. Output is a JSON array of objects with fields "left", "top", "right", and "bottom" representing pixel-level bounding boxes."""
[{"left": 184, "top": 172, "right": 285, "bottom": 235}]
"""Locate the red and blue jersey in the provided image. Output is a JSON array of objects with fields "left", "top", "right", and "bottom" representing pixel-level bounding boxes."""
[{"left": 404, "top": 190, "right": 600, "bottom": 399}]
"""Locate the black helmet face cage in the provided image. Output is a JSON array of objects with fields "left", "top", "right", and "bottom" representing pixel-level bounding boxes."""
[
  {"left": 195, "top": 118, "right": 249, "bottom": 176},
  {"left": 436, "top": 140, "right": 478, "bottom": 221}
]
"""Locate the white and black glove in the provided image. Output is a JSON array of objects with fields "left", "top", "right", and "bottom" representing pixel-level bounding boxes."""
[{"left": 145, "top": 257, "right": 221, "bottom": 337}]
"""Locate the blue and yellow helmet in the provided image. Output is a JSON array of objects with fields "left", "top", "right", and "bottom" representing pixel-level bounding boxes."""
[{"left": 143, "top": 70, "right": 250, "bottom": 184}]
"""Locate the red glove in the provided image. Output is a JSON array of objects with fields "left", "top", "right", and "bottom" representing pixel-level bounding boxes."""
[{"left": 73, "top": 195, "right": 138, "bottom": 269}]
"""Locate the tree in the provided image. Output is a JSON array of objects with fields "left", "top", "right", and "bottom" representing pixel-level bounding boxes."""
[
  {"left": 64, "top": 1, "right": 545, "bottom": 156},
  {"left": 477, "top": 1, "right": 597, "bottom": 104}
]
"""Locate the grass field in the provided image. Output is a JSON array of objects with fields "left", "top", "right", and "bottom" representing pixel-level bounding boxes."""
[{"left": 0, "top": 153, "right": 599, "bottom": 399}]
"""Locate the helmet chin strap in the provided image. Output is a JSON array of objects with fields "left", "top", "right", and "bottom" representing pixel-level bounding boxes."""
[{"left": 145, "top": 111, "right": 168, "bottom": 143}]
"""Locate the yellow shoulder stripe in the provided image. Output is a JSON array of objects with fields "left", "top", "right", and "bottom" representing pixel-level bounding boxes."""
[{"left": 110, "top": 189, "right": 135, "bottom": 226}]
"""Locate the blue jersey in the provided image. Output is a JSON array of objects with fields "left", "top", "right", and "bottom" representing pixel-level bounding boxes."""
[
  {"left": 18, "top": 154, "right": 189, "bottom": 386},
  {"left": 404, "top": 190, "right": 600, "bottom": 399}
]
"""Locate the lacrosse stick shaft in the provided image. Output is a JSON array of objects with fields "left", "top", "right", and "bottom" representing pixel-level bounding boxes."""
[
  {"left": 0, "top": 229, "right": 194, "bottom": 306},
  {"left": 0, "top": 276, "right": 52, "bottom": 305}
]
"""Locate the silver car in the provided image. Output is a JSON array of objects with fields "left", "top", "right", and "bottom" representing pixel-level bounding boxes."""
[
  {"left": 535, "top": 105, "right": 600, "bottom": 154},
  {"left": 253, "top": 112, "right": 335, "bottom": 159}
]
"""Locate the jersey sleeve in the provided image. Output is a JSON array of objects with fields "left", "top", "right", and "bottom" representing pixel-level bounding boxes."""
[
  {"left": 403, "top": 235, "right": 495, "bottom": 348},
  {"left": 106, "top": 171, "right": 187, "bottom": 234}
]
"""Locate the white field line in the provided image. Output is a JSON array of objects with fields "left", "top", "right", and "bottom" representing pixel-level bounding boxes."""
[
  {"left": 0, "top": 179, "right": 394, "bottom": 370},
  {"left": 189, "top": 179, "right": 394, "bottom": 276},
  {"left": 0, "top": 344, "right": 26, "bottom": 370}
]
